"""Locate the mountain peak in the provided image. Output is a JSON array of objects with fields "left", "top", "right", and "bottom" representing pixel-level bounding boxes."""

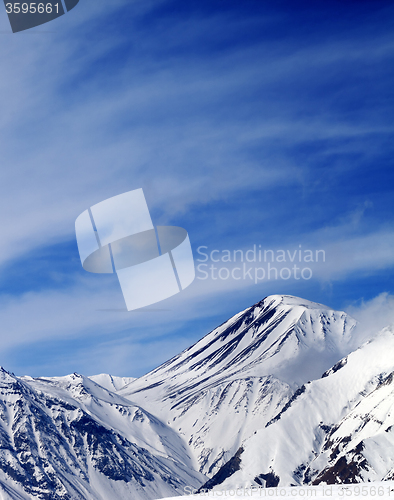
[
  {"left": 0, "top": 366, "right": 17, "bottom": 383},
  {"left": 118, "top": 295, "right": 357, "bottom": 477},
  {"left": 122, "top": 295, "right": 356, "bottom": 400},
  {"left": 256, "top": 294, "right": 334, "bottom": 311}
]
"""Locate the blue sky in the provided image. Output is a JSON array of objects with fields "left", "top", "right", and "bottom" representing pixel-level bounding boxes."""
[{"left": 0, "top": 0, "right": 393, "bottom": 378}]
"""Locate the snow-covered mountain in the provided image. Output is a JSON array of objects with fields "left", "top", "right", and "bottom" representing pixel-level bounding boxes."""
[
  {"left": 0, "top": 294, "right": 393, "bottom": 500},
  {"left": 0, "top": 369, "right": 204, "bottom": 500},
  {"left": 119, "top": 294, "right": 357, "bottom": 475},
  {"left": 198, "top": 325, "right": 394, "bottom": 491}
]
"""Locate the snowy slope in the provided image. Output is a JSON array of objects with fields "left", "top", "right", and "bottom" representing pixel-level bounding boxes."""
[
  {"left": 207, "top": 326, "right": 394, "bottom": 491},
  {"left": 310, "top": 351, "right": 394, "bottom": 484},
  {"left": 88, "top": 374, "right": 136, "bottom": 392},
  {"left": 119, "top": 295, "right": 356, "bottom": 475},
  {"left": 0, "top": 369, "right": 205, "bottom": 500}
]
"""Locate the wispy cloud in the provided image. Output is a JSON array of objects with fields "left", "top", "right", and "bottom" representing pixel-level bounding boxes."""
[
  {"left": 345, "top": 292, "right": 394, "bottom": 350},
  {"left": 0, "top": 1, "right": 392, "bottom": 264},
  {"left": 0, "top": 0, "right": 393, "bottom": 376}
]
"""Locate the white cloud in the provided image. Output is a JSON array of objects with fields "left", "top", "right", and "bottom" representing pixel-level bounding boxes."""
[
  {"left": 0, "top": 2, "right": 392, "bottom": 271},
  {"left": 345, "top": 293, "right": 394, "bottom": 350}
]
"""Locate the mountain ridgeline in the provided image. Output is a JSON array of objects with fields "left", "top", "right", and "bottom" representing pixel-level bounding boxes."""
[{"left": 1, "top": 295, "right": 394, "bottom": 499}]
